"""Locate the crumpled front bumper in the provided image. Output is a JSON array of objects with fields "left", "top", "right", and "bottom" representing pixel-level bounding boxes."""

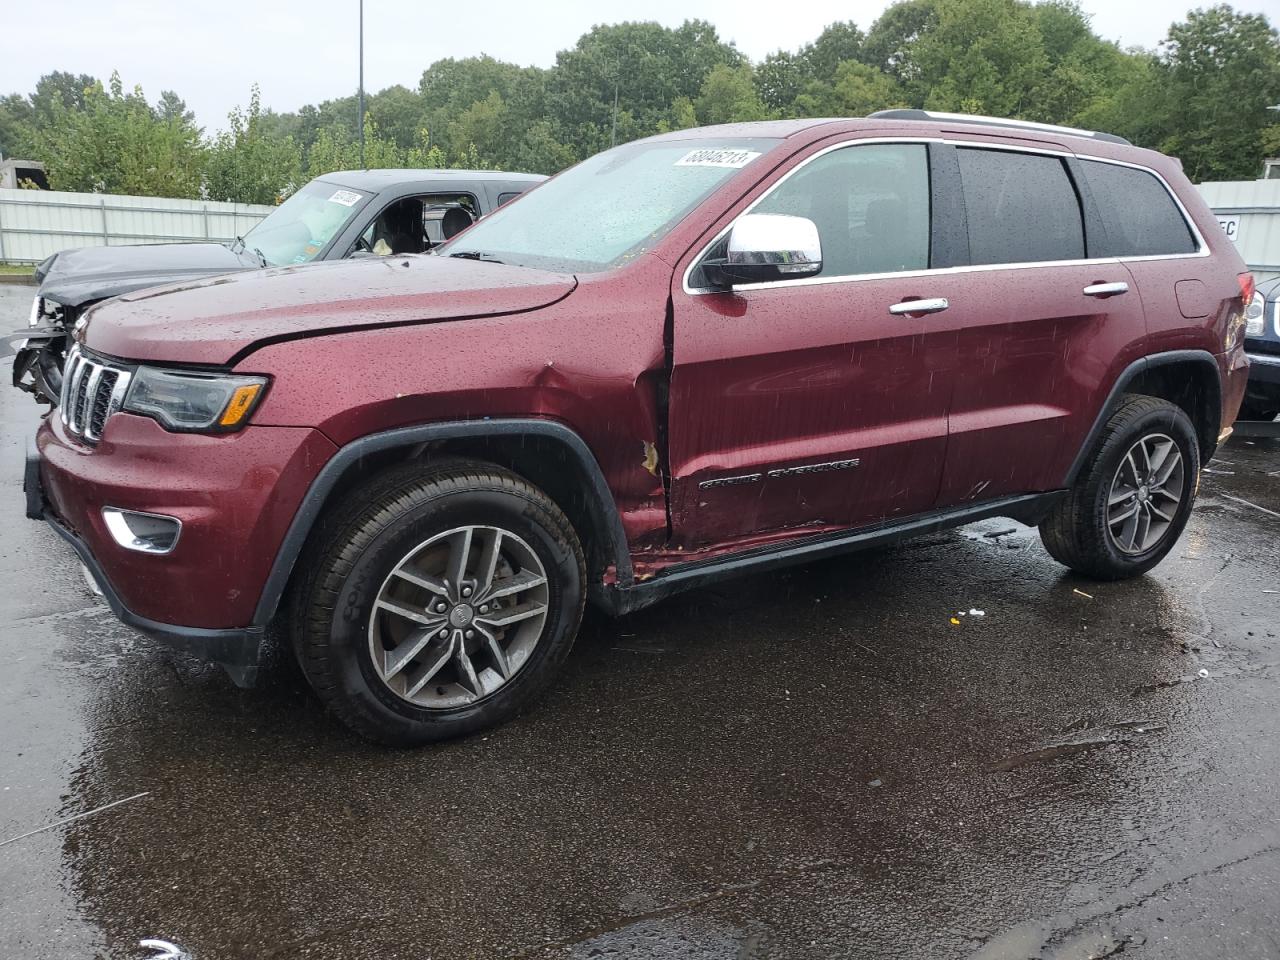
[{"left": 10, "top": 321, "right": 66, "bottom": 404}]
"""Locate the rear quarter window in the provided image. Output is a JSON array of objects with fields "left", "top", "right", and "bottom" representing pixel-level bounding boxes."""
[
  {"left": 1080, "top": 160, "right": 1198, "bottom": 257},
  {"left": 956, "top": 148, "right": 1085, "bottom": 266}
]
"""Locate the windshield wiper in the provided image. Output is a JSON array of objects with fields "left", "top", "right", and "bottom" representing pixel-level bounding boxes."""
[
  {"left": 448, "top": 251, "right": 504, "bottom": 264},
  {"left": 231, "top": 235, "right": 268, "bottom": 267}
]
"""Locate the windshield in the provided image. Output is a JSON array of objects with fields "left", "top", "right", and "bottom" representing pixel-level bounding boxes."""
[
  {"left": 439, "top": 137, "right": 781, "bottom": 272},
  {"left": 241, "top": 179, "right": 369, "bottom": 266}
]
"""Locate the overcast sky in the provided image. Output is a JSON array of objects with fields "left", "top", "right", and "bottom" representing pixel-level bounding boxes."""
[{"left": 5, "top": 0, "right": 1279, "bottom": 133}]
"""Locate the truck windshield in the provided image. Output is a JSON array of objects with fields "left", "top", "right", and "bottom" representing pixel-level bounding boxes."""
[
  {"left": 439, "top": 137, "right": 781, "bottom": 273},
  {"left": 240, "top": 180, "right": 369, "bottom": 266}
]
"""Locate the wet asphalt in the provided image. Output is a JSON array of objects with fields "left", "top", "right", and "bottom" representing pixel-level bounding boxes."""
[{"left": 1, "top": 282, "right": 1279, "bottom": 959}]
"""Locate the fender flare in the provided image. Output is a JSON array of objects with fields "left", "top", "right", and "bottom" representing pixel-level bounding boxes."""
[
  {"left": 250, "top": 418, "right": 633, "bottom": 627},
  {"left": 1062, "top": 348, "right": 1222, "bottom": 487}
]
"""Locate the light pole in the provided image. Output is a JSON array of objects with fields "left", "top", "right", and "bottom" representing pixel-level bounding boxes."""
[{"left": 358, "top": 0, "right": 365, "bottom": 168}]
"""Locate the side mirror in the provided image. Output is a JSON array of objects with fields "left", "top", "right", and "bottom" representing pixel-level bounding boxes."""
[{"left": 703, "top": 213, "right": 822, "bottom": 288}]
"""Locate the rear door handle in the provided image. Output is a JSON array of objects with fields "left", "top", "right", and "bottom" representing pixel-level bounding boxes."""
[
  {"left": 1082, "top": 281, "right": 1129, "bottom": 298},
  {"left": 888, "top": 297, "right": 949, "bottom": 316}
]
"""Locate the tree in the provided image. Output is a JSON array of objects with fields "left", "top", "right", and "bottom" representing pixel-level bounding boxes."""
[
  {"left": 695, "top": 65, "right": 770, "bottom": 125},
  {"left": 156, "top": 90, "right": 197, "bottom": 128},
  {"left": 862, "top": 0, "right": 939, "bottom": 81},
  {"left": 368, "top": 84, "right": 428, "bottom": 150},
  {"left": 804, "top": 22, "right": 866, "bottom": 81},
  {"left": 0, "top": 93, "right": 35, "bottom": 158},
  {"left": 510, "top": 119, "right": 577, "bottom": 174},
  {"left": 1152, "top": 5, "right": 1280, "bottom": 181},
  {"left": 447, "top": 91, "right": 510, "bottom": 166},
  {"left": 793, "top": 61, "right": 908, "bottom": 117},
  {"left": 755, "top": 52, "right": 808, "bottom": 113},
  {"left": 547, "top": 20, "right": 743, "bottom": 154},
  {"left": 205, "top": 85, "right": 302, "bottom": 204},
  {"left": 909, "top": 0, "right": 1049, "bottom": 116},
  {"left": 35, "top": 73, "right": 204, "bottom": 197},
  {"left": 30, "top": 71, "right": 96, "bottom": 123}
]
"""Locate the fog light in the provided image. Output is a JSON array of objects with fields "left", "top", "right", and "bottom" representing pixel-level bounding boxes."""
[{"left": 102, "top": 507, "right": 182, "bottom": 554}]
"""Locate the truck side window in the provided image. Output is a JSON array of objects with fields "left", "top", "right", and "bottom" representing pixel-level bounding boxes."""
[
  {"left": 1080, "top": 160, "right": 1198, "bottom": 257},
  {"left": 752, "top": 143, "right": 930, "bottom": 278},
  {"left": 956, "top": 148, "right": 1085, "bottom": 265}
]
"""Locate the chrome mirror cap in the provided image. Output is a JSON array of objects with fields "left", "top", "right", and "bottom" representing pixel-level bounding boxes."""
[{"left": 705, "top": 214, "right": 823, "bottom": 287}]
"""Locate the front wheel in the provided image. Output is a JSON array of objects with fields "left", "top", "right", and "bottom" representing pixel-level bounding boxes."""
[
  {"left": 292, "top": 461, "right": 586, "bottom": 745},
  {"left": 1039, "top": 395, "right": 1200, "bottom": 580}
]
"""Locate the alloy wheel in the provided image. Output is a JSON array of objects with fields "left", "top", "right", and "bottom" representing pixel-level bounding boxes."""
[
  {"left": 367, "top": 525, "right": 550, "bottom": 709},
  {"left": 1106, "top": 433, "right": 1185, "bottom": 555}
]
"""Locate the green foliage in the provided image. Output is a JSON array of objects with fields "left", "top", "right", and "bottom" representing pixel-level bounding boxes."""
[
  {"left": 695, "top": 65, "right": 771, "bottom": 125},
  {"left": 4, "top": 4, "right": 1280, "bottom": 199},
  {"left": 1151, "top": 5, "right": 1280, "bottom": 182},
  {"left": 793, "top": 62, "right": 908, "bottom": 117},
  {"left": 33, "top": 73, "right": 204, "bottom": 198},
  {"left": 204, "top": 86, "right": 302, "bottom": 204}
]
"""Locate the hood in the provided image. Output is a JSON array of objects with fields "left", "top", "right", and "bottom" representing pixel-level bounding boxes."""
[
  {"left": 81, "top": 254, "right": 578, "bottom": 365},
  {"left": 36, "top": 243, "right": 257, "bottom": 308}
]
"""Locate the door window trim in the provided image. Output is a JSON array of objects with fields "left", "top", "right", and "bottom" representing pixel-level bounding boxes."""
[{"left": 682, "top": 137, "right": 1208, "bottom": 296}]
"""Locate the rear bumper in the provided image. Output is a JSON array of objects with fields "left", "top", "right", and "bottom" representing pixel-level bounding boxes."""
[
  {"left": 26, "top": 438, "right": 264, "bottom": 685},
  {"left": 1245, "top": 350, "right": 1280, "bottom": 389}
]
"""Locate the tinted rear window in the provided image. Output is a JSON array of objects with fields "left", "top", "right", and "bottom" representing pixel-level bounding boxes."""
[
  {"left": 1080, "top": 160, "right": 1197, "bottom": 257},
  {"left": 957, "top": 148, "right": 1085, "bottom": 265}
]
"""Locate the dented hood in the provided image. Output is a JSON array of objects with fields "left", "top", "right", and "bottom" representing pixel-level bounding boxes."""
[
  {"left": 36, "top": 242, "right": 258, "bottom": 308},
  {"left": 80, "top": 254, "right": 578, "bottom": 365}
]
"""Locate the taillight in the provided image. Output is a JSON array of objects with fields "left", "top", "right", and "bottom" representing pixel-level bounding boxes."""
[
  {"left": 1230, "top": 272, "right": 1265, "bottom": 348},
  {"left": 1239, "top": 272, "right": 1256, "bottom": 304}
]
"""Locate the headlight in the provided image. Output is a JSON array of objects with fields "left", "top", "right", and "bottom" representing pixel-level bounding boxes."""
[
  {"left": 1245, "top": 290, "right": 1266, "bottom": 337},
  {"left": 123, "top": 367, "right": 268, "bottom": 432}
]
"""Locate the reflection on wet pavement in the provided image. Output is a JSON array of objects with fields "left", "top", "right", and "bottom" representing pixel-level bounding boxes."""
[{"left": 2, "top": 379, "right": 1278, "bottom": 958}]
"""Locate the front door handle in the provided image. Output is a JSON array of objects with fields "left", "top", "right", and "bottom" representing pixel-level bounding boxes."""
[
  {"left": 1083, "top": 281, "right": 1129, "bottom": 298},
  {"left": 889, "top": 297, "right": 949, "bottom": 316}
]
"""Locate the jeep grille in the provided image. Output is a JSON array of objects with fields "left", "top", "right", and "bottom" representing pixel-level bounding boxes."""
[{"left": 60, "top": 346, "right": 132, "bottom": 444}]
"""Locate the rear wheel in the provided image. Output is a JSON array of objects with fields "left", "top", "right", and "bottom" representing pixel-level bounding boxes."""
[
  {"left": 1040, "top": 395, "right": 1200, "bottom": 580},
  {"left": 293, "top": 461, "right": 586, "bottom": 745}
]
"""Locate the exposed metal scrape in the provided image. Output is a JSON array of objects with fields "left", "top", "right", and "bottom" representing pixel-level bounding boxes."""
[{"left": 642, "top": 441, "right": 659, "bottom": 477}]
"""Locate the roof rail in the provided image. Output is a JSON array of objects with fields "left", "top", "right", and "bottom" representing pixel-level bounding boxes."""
[{"left": 868, "top": 109, "right": 1131, "bottom": 146}]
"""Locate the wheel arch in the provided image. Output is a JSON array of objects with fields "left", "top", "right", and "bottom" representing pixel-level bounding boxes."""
[
  {"left": 1064, "top": 349, "right": 1222, "bottom": 487},
  {"left": 251, "top": 419, "right": 633, "bottom": 628}
]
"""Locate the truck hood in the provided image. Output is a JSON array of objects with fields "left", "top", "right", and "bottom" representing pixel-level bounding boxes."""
[
  {"left": 36, "top": 242, "right": 258, "bottom": 308},
  {"left": 80, "top": 254, "right": 578, "bottom": 365}
]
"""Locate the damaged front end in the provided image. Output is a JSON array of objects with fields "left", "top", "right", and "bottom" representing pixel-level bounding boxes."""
[{"left": 11, "top": 295, "right": 71, "bottom": 405}]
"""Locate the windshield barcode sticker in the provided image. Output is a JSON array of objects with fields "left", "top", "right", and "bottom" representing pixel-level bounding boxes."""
[
  {"left": 675, "top": 149, "right": 761, "bottom": 169},
  {"left": 327, "top": 189, "right": 363, "bottom": 207}
]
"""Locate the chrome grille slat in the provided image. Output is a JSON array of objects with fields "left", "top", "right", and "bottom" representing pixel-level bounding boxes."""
[
  {"left": 77, "top": 365, "right": 103, "bottom": 435},
  {"left": 58, "top": 346, "right": 130, "bottom": 446}
]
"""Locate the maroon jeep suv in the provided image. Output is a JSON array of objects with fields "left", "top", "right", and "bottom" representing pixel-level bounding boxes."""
[{"left": 26, "top": 111, "right": 1250, "bottom": 744}]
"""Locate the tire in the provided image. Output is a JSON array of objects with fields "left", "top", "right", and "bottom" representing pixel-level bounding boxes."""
[
  {"left": 292, "top": 459, "right": 586, "bottom": 745},
  {"left": 1039, "top": 395, "right": 1200, "bottom": 580}
]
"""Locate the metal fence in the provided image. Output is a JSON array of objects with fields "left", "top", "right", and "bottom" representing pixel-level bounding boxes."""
[
  {"left": 0, "top": 188, "right": 276, "bottom": 264},
  {"left": 1198, "top": 179, "right": 1280, "bottom": 283}
]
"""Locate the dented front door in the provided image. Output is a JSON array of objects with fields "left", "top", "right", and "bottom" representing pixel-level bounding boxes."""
[{"left": 665, "top": 140, "right": 953, "bottom": 548}]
